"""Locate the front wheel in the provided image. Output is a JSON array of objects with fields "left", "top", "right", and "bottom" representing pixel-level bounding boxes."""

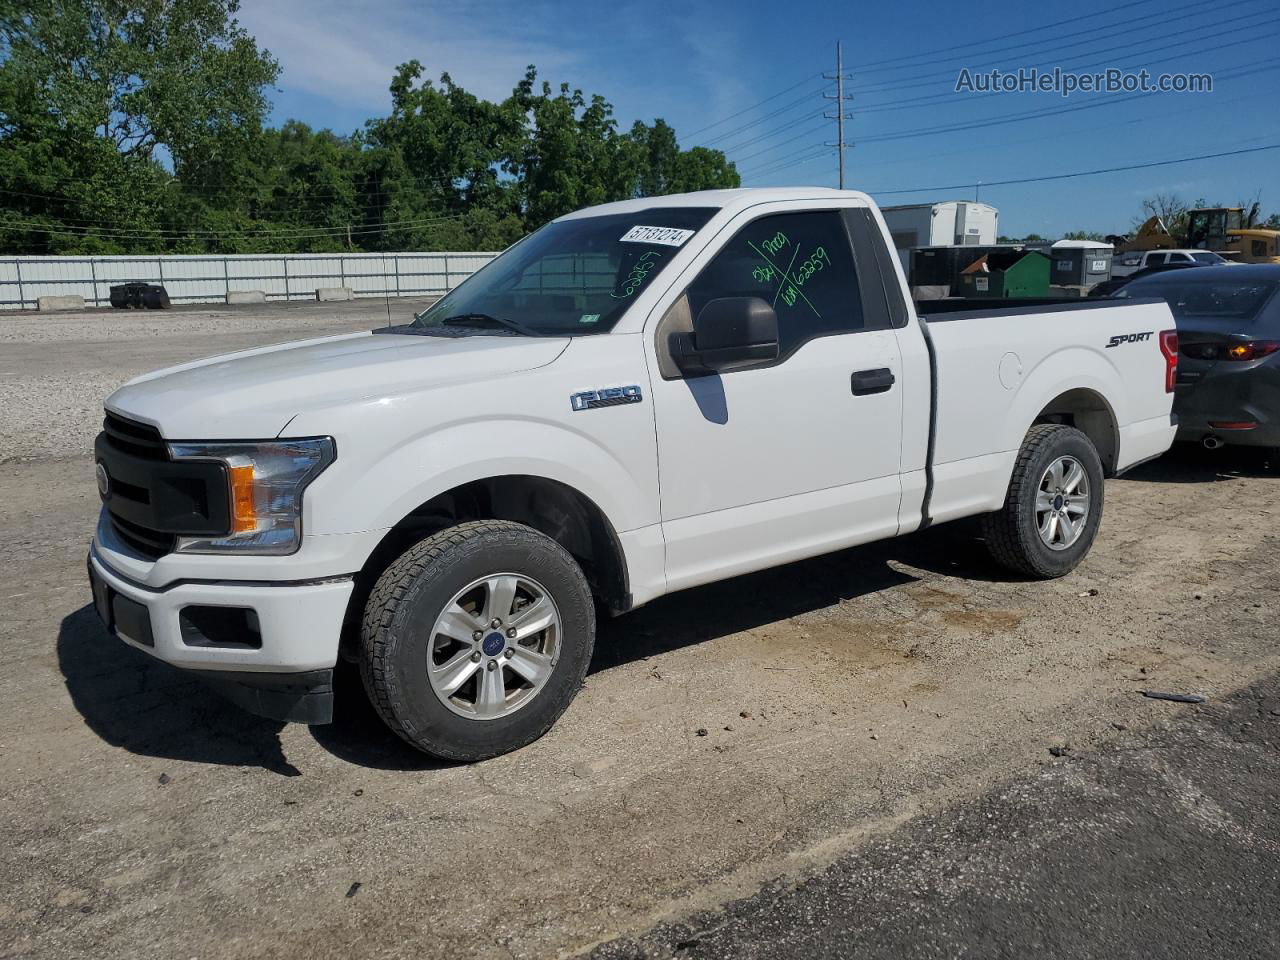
[
  {"left": 981, "top": 424, "right": 1105, "bottom": 579},
  {"left": 360, "top": 520, "right": 595, "bottom": 761}
]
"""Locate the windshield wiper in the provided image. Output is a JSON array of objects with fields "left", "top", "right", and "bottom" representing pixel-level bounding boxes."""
[{"left": 437, "top": 313, "right": 537, "bottom": 336}]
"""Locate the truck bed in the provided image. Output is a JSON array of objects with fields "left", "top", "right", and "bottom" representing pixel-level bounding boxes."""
[{"left": 910, "top": 296, "right": 1177, "bottom": 528}]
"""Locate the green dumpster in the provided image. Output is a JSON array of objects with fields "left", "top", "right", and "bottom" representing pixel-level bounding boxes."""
[{"left": 958, "top": 250, "right": 1050, "bottom": 298}]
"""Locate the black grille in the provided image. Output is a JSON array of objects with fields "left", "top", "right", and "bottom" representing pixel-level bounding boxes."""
[
  {"left": 97, "top": 412, "right": 233, "bottom": 561},
  {"left": 109, "top": 511, "right": 176, "bottom": 559},
  {"left": 103, "top": 411, "right": 166, "bottom": 461}
]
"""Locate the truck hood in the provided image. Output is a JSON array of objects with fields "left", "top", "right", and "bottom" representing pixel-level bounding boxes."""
[{"left": 106, "top": 331, "right": 570, "bottom": 439}]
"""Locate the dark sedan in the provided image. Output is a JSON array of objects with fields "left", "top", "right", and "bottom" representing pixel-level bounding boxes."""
[
  {"left": 1087, "top": 260, "right": 1203, "bottom": 298},
  {"left": 1113, "top": 264, "right": 1280, "bottom": 455}
]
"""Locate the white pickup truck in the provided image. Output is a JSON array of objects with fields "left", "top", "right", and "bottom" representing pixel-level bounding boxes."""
[{"left": 89, "top": 188, "right": 1179, "bottom": 760}]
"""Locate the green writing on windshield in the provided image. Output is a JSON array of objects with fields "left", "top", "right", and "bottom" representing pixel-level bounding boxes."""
[{"left": 611, "top": 250, "right": 661, "bottom": 299}]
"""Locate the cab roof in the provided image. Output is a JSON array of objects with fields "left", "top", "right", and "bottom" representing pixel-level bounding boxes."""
[{"left": 555, "top": 187, "right": 875, "bottom": 221}]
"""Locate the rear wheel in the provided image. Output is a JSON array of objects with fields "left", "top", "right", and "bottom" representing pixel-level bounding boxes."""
[
  {"left": 982, "top": 424, "right": 1105, "bottom": 578},
  {"left": 360, "top": 520, "right": 595, "bottom": 761}
]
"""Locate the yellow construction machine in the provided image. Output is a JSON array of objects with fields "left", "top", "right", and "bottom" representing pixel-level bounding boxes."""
[{"left": 1110, "top": 204, "right": 1280, "bottom": 263}]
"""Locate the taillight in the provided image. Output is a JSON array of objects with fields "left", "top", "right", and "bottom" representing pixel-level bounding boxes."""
[
  {"left": 1224, "top": 341, "right": 1280, "bottom": 362},
  {"left": 1182, "top": 340, "right": 1280, "bottom": 361},
  {"left": 1159, "top": 330, "right": 1178, "bottom": 393}
]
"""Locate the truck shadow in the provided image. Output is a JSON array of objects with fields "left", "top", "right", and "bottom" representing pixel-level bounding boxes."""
[
  {"left": 58, "top": 604, "right": 447, "bottom": 773},
  {"left": 591, "top": 517, "right": 1009, "bottom": 672},
  {"left": 1120, "top": 444, "right": 1275, "bottom": 484},
  {"left": 55, "top": 523, "right": 1026, "bottom": 774},
  {"left": 56, "top": 605, "right": 302, "bottom": 775}
]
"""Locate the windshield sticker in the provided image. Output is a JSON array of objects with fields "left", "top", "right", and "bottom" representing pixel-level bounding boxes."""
[
  {"left": 579, "top": 313, "right": 601, "bottom": 324},
  {"left": 619, "top": 225, "right": 695, "bottom": 247},
  {"left": 611, "top": 250, "right": 661, "bottom": 300}
]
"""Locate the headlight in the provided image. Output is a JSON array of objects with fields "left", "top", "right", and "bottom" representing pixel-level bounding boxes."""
[{"left": 167, "top": 438, "right": 335, "bottom": 555}]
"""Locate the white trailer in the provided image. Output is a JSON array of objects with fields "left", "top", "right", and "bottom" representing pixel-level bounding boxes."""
[{"left": 881, "top": 201, "right": 999, "bottom": 271}]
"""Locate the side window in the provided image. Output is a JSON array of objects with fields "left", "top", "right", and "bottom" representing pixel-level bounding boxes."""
[
  {"left": 1146, "top": 253, "right": 1167, "bottom": 266},
  {"left": 684, "top": 211, "right": 863, "bottom": 357}
]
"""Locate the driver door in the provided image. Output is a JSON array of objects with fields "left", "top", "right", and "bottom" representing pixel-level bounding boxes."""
[{"left": 646, "top": 203, "right": 905, "bottom": 593}]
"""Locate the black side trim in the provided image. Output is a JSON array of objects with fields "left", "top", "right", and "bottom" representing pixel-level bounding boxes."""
[
  {"left": 918, "top": 316, "right": 939, "bottom": 532},
  {"left": 189, "top": 668, "right": 334, "bottom": 724}
]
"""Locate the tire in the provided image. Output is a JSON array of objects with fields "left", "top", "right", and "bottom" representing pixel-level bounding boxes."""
[
  {"left": 981, "top": 424, "right": 1105, "bottom": 579},
  {"left": 359, "top": 520, "right": 595, "bottom": 761}
]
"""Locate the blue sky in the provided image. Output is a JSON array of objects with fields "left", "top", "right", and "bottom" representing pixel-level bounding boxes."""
[{"left": 237, "top": 0, "right": 1280, "bottom": 238}]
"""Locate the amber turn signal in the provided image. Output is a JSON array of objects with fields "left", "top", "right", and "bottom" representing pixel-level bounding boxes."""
[{"left": 228, "top": 464, "right": 257, "bottom": 534}]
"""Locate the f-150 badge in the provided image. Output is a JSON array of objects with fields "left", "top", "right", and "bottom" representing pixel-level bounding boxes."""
[{"left": 570, "top": 385, "right": 643, "bottom": 411}]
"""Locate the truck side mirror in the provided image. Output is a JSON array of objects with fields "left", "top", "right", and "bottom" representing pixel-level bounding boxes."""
[{"left": 671, "top": 296, "right": 780, "bottom": 376}]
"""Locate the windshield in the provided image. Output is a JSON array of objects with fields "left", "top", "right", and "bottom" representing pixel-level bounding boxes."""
[
  {"left": 1115, "top": 274, "right": 1278, "bottom": 321},
  {"left": 413, "top": 207, "right": 718, "bottom": 336},
  {"left": 1191, "top": 252, "right": 1224, "bottom": 264}
]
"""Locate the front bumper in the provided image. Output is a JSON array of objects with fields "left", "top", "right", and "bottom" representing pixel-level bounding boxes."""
[{"left": 87, "top": 547, "right": 353, "bottom": 723}]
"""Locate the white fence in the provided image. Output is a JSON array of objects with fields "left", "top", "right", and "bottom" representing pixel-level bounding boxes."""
[{"left": 0, "top": 251, "right": 498, "bottom": 310}]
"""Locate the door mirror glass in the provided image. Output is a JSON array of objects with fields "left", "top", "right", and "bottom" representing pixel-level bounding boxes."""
[{"left": 672, "top": 296, "right": 779, "bottom": 375}]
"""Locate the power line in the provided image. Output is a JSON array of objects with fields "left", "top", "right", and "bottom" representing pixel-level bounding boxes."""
[
  {"left": 852, "top": 7, "right": 1277, "bottom": 113},
  {"left": 865, "top": 144, "right": 1280, "bottom": 197},
  {"left": 852, "top": 0, "right": 1269, "bottom": 96},
  {"left": 851, "top": 0, "right": 1168, "bottom": 71},
  {"left": 739, "top": 80, "right": 1275, "bottom": 185},
  {"left": 715, "top": 106, "right": 829, "bottom": 158},
  {"left": 697, "top": 83, "right": 829, "bottom": 148},
  {"left": 852, "top": 61, "right": 1278, "bottom": 148},
  {"left": 708, "top": 1, "right": 1227, "bottom": 169},
  {"left": 740, "top": 145, "right": 833, "bottom": 181},
  {"left": 682, "top": 71, "right": 826, "bottom": 139},
  {"left": 725, "top": 8, "right": 1270, "bottom": 183}
]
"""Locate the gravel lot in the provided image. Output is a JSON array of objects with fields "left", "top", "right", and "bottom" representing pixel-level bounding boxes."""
[{"left": 2, "top": 300, "right": 1278, "bottom": 959}]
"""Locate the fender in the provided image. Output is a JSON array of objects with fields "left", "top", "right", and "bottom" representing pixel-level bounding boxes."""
[
  {"left": 318, "top": 416, "right": 658, "bottom": 538},
  {"left": 284, "top": 336, "right": 661, "bottom": 546}
]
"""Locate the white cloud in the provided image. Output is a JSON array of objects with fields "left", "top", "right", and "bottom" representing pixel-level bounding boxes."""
[{"left": 237, "top": 0, "right": 577, "bottom": 111}]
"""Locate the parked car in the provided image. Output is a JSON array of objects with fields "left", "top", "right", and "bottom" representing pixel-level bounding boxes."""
[
  {"left": 88, "top": 188, "right": 1178, "bottom": 761},
  {"left": 1089, "top": 260, "right": 1204, "bottom": 298},
  {"left": 1111, "top": 248, "right": 1234, "bottom": 278},
  {"left": 1113, "top": 264, "right": 1280, "bottom": 457}
]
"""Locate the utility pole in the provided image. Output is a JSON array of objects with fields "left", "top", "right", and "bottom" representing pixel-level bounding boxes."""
[{"left": 823, "top": 41, "right": 854, "bottom": 189}]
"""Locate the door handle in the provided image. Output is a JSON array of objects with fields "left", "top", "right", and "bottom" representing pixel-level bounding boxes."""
[{"left": 850, "top": 368, "right": 895, "bottom": 396}]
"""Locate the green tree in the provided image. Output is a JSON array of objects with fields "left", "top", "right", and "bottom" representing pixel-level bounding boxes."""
[
  {"left": 1, "top": 8, "right": 740, "bottom": 255},
  {"left": 1, "top": 0, "right": 279, "bottom": 252}
]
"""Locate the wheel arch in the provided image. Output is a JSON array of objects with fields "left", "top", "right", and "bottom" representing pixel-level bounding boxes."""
[
  {"left": 344, "top": 475, "right": 632, "bottom": 654},
  {"left": 1030, "top": 387, "right": 1120, "bottom": 475}
]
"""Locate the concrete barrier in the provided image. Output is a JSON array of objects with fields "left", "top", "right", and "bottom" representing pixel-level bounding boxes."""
[
  {"left": 226, "top": 290, "right": 267, "bottom": 304},
  {"left": 37, "top": 294, "right": 86, "bottom": 311},
  {"left": 316, "top": 287, "right": 354, "bottom": 302}
]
